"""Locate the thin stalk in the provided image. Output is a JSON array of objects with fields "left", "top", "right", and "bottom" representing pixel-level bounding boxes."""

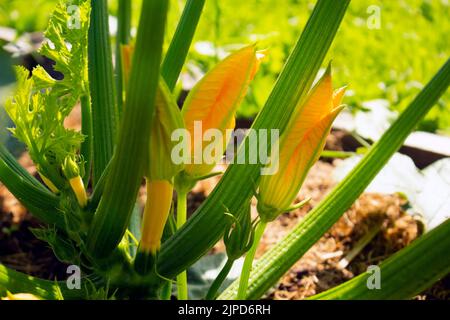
[
  {"left": 236, "top": 221, "right": 266, "bottom": 299},
  {"left": 320, "top": 150, "right": 355, "bottom": 159},
  {"left": 87, "top": 0, "right": 168, "bottom": 258},
  {"left": 206, "top": 258, "right": 234, "bottom": 300},
  {"left": 337, "top": 221, "right": 382, "bottom": 270},
  {"left": 160, "top": 281, "right": 173, "bottom": 300},
  {"left": 88, "top": 0, "right": 118, "bottom": 186},
  {"left": 162, "top": 0, "right": 205, "bottom": 91},
  {"left": 80, "top": 95, "right": 92, "bottom": 186},
  {"left": 115, "top": 0, "right": 132, "bottom": 114},
  {"left": 176, "top": 190, "right": 188, "bottom": 300}
]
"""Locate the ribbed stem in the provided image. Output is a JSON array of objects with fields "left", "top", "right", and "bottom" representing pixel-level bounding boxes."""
[
  {"left": 80, "top": 94, "right": 92, "bottom": 186},
  {"left": 0, "top": 264, "right": 83, "bottom": 300},
  {"left": 115, "top": 0, "right": 132, "bottom": 114},
  {"left": 162, "top": 0, "right": 205, "bottom": 91},
  {"left": 88, "top": 0, "right": 118, "bottom": 186},
  {"left": 0, "top": 146, "right": 63, "bottom": 228},
  {"left": 176, "top": 191, "right": 188, "bottom": 300},
  {"left": 87, "top": 0, "right": 169, "bottom": 258}
]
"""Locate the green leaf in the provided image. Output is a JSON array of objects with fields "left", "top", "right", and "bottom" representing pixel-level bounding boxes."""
[
  {"left": 5, "top": 67, "right": 84, "bottom": 188},
  {"left": 4, "top": 0, "right": 90, "bottom": 189},
  {"left": 156, "top": 0, "right": 350, "bottom": 280},
  {"left": 219, "top": 58, "right": 450, "bottom": 299},
  {"left": 88, "top": 0, "right": 118, "bottom": 185},
  {"left": 37, "top": 0, "right": 90, "bottom": 106},
  {"left": 310, "top": 218, "right": 450, "bottom": 300},
  {"left": 86, "top": 0, "right": 169, "bottom": 258}
]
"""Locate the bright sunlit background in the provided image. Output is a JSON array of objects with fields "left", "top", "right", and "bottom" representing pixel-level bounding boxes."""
[{"left": 1, "top": 0, "right": 449, "bottom": 133}]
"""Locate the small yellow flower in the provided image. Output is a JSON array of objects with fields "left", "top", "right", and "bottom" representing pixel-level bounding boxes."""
[
  {"left": 181, "top": 45, "right": 266, "bottom": 178},
  {"left": 258, "top": 65, "right": 346, "bottom": 222},
  {"left": 62, "top": 156, "right": 87, "bottom": 208}
]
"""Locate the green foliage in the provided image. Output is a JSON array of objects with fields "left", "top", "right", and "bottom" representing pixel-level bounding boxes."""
[
  {"left": 5, "top": 67, "right": 84, "bottom": 188},
  {"left": 0, "top": 0, "right": 58, "bottom": 33},
  {"left": 4, "top": 0, "right": 90, "bottom": 188},
  {"left": 179, "top": 0, "right": 450, "bottom": 132}
]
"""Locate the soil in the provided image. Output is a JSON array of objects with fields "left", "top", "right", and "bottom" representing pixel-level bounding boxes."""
[{"left": 0, "top": 130, "right": 448, "bottom": 299}]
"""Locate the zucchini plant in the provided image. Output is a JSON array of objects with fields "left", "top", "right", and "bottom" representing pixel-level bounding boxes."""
[{"left": 0, "top": 0, "right": 449, "bottom": 300}]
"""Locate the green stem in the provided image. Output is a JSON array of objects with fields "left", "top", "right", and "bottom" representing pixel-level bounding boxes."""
[
  {"left": 206, "top": 258, "right": 234, "bottom": 300},
  {"left": 176, "top": 190, "right": 188, "bottom": 300},
  {"left": 160, "top": 281, "right": 173, "bottom": 300},
  {"left": 320, "top": 150, "right": 355, "bottom": 159},
  {"left": 88, "top": 0, "right": 118, "bottom": 186},
  {"left": 80, "top": 94, "right": 92, "bottom": 186},
  {"left": 0, "top": 264, "right": 83, "bottom": 300},
  {"left": 115, "top": 0, "right": 132, "bottom": 115},
  {"left": 337, "top": 221, "right": 382, "bottom": 270},
  {"left": 236, "top": 221, "right": 266, "bottom": 300},
  {"left": 162, "top": 0, "right": 205, "bottom": 91},
  {"left": 0, "top": 153, "right": 63, "bottom": 228},
  {"left": 87, "top": 0, "right": 168, "bottom": 258}
]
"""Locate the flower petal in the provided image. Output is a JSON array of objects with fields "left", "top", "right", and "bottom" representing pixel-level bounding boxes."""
[{"left": 182, "top": 45, "right": 263, "bottom": 177}]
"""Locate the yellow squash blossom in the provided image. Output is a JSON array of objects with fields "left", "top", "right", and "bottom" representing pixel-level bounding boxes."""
[
  {"left": 139, "top": 179, "right": 174, "bottom": 254},
  {"left": 139, "top": 80, "right": 184, "bottom": 255},
  {"left": 180, "top": 45, "right": 266, "bottom": 178},
  {"left": 258, "top": 65, "right": 346, "bottom": 222}
]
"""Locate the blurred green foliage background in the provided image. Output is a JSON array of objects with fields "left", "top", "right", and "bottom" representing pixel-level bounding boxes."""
[{"left": 1, "top": 0, "right": 449, "bottom": 133}]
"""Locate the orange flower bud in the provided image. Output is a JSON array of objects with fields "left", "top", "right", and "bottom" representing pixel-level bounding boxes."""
[
  {"left": 181, "top": 45, "right": 266, "bottom": 178},
  {"left": 258, "top": 66, "right": 345, "bottom": 222}
]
